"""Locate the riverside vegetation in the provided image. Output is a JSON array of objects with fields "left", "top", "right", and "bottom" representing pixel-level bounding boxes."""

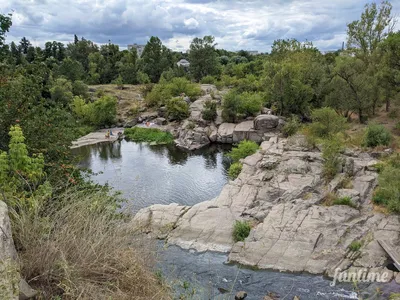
[{"left": 2, "top": 0, "right": 400, "bottom": 298}]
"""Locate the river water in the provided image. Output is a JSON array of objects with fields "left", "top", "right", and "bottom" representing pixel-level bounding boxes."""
[{"left": 75, "top": 140, "right": 397, "bottom": 299}]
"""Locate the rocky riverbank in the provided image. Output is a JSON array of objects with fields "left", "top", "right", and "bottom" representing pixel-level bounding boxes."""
[
  {"left": 71, "top": 128, "right": 124, "bottom": 149},
  {"left": 132, "top": 134, "right": 400, "bottom": 283}
]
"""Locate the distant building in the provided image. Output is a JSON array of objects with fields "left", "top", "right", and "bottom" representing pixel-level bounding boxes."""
[
  {"left": 127, "top": 43, "right": 145, "bottom": 57},
  {"left": 247, "top": 51, "right": 259, "bottom": 56},
  {"left": 177, "top": 59, "right": 190, "bottom": 69}
]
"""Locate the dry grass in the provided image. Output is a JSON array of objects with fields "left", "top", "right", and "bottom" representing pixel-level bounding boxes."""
[
  {"left": 10, "top": 188, "right": 170, "bottom": 300},
  {"left": 89, "top": 84, "right": 148, "bottom": 121}
]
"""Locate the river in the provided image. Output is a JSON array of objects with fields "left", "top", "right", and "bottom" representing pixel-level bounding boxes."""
[{"left": 75, "top": 139, "right": 396, "bottom": 299}]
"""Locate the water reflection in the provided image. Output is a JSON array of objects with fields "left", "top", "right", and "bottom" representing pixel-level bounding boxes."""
[{"left": 74, "top": 140, "right": 231, "bottom": 211}]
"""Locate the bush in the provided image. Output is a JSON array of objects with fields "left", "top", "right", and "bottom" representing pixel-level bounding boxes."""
[
  {"left": 238, "top": 92, "right": 263, "bottom": 116},
  {"left": 309, "top": 107, "right": 347, "bottom": 138},
  {"left": 233, "top": 220, "right": 251, "bottom": 242},
  {"left": 228, "top": 162, "right": 242, "bottom": 179},
  {"left": 282, "top": 115, "right": 301, "bottom": 137},
  {"left": 333, "top": 196, "right": 356, "bottom": 208},
  {"left": 200, "top": 75, "right": 216, "bottom": 84},
  {"left": 202, "top": 100, "right": 217, "bottom": 121},
  {"left": 166, "top": 97, "right": 189, "bottom": 121},
  {"left": 322, "top": 139, "right": 343, "bottom": 180},
  {"left": 228, "top": 140, "right": 260, "bottom": 162},
  {"left": 363, "top": 124, "right": 392, "bottom": 148},
  {"left": 72, "top": 80, "right": 89, "bottom": 99},
  {"left": 124, "top": 127, "right": 174, "bottom": 144},
  {"left": 373, "top": 165, "right": 400, "bottom": 213},
  {"left": 137, "top": 71, "right": 151, "bottom": 84},
  {"left": 348, "top": 241, "right": 362, "bottom": 252},
  {"left": 71, "top": 95, "right": 117, "bottom": 127},
  {"left": 222, "top": 91, "right": 241, "bottom": 123}
]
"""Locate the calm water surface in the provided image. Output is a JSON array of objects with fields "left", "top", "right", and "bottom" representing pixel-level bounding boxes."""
[{"left": 74, "top": 140, "right": 231, "bottom": 210}]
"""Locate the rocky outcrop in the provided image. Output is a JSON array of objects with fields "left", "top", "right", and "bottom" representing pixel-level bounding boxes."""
[
  {"left": 71, "top": 128, "right": 124, "bottom": 149},
  {"left": 132, "top": 134, "right": 400, "bottom": 278},
  {"left": 175, "top": 126, "right": 211, "bottom": 151}
]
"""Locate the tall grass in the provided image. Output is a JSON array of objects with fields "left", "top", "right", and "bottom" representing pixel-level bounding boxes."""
[
  {"left": 10, "top": 187, "right": 170, "bottom": 299},
  {"left": 125, "top": 127, "right": 174, "bottom": 144}
]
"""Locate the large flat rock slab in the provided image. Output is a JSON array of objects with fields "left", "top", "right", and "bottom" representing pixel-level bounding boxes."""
[{"left": 71, "top": 128, "right": 124, "bottom": 149}]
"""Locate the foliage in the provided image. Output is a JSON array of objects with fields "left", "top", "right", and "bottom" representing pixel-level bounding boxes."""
[
  {"left": 200, "top": 75, "right": 216, "bottom": 84},
  {"left": 332, "top": 196, "right": 356, "bottom": 208},
  {"left": 228, "top": 162, "right": 242, "bottom": 179},
  {"left": 140, "top": 36, "right": 173, "bottom": 83},
  {"left": 124, "top": 127, "right": 174, "bottom": 145},
  {"left": 349, "top": 241, "right": 362, "bottom": 252},
  {"left": 112, "top": 74, "right": 124, "bottom": 89},
  {"left": 202, "top": 100, "right": 217, "bottom": 121},
  {"left": 72, "top": 80, "right": 89, "bottom": 98},
  {"left": 50, "top": 78, "right": 74, "bottom": 107},
  {"left": 322, "top": 139, "right": 344, "bottom": 180},
  {"left": 166, "top": 97, "right": 189, "bottom": 121},
  {"left": 233, "top": 220, "right": 251, "bottom": 242},
  {"left": 228, "top": 140, "right": 260, "bottom": 163},
  {"left": 363, "top": 124, "right": 392, "bottom": 147},
  {"left": 373, "top": 156, "right": 400, "bottom": 213},
  {"left": 0, "top": 125, "right": 45, "bottom": 206},
  {"left": 189, "top": 36, "right": 221, "bottom": 81},
  {"left": 309, "top": 107, "right": 347, "bottom": 138},
  {"left": 72, "top": 95, "right": 117, "bottom": 127},
  {"left": 282, "top": 115, "right": 301, "bottom": 137},
  {"left": 146, "top": 78, "right": 201, "bottom": 108},
  {"left": 221, "top": 90, "right": 263, "bottom": 122}
]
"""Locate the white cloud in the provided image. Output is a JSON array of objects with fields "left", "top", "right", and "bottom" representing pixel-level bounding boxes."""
[{"left": 2, "top": 0, "right": 400, "bottom": 52}]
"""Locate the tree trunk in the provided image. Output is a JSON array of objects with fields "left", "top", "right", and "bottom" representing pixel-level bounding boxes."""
[{"left": 386, "top": 97, "right": 390, "bottom": 112}]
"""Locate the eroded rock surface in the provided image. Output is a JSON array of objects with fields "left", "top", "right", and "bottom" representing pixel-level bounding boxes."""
[{"left": 132, "top": 135, "right": 400, "bottom": 278}]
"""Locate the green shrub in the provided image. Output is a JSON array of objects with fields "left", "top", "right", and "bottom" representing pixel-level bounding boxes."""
[
  {"left": 72, "top": 80, "right": 89, "bottom": 99},
  {"left": 96, "top": 89, "right": 105, "bottom": 98},
  {"left": 137, "top": 71, "right": 151, "bottom": 84},
  {"left": 124, "top": 127, "right": 174, "bottom": 144},
  {"left": 71, "top": 95, "right": 117, "bottom": 127},
  {"left": 322, "top": 139, "right": 343, "bottom": 180},
  {"left": 222, "top": 91, "right": 242, "bottom": 123},
  {"left": 348, "top": 241, "right": 362, "bottom": 252},
  {"left": 373, "top": 165, "right": 400, "bottom": 213},
  {"left": 202, "top": 100, "right": 217, "bottom": 121},
  {"left": 363, "top": 124, "right": 392, "bottom": 148},
  {"left": 228, "top": 140, "right": 260, "bottom": 162},
  {"left": 167, "top": 77, "right": 202, "bottom": 99},
  {"left": 200, "top": 75, "right": 216, "bottom": 84},
  {"left": 50, "top": 78, "right": 73, "bottom": 107},
  {"left": 333, "top": 196, "right": 356, "bottom": 208},
  {"left": 166, "top": 97, "right": 189, "bottom": 121},
  {"left": 112, "top": 75, "right": 124, "bottom": 89},
  {"left": 228, "top": 162, "right": 242, "bottom": 179},
  {"left": 309, "top": 107, "right": 347, "bottom": 138},
  {"left": 145, "top": 83, "right": 172, "bottom": 107},
  {"left": 233, "top": 220, "right": 251, "bottom": 242},
  {"left": 221, "top": 90, "right": 263, "bottom": 122},
  {"left": 238, "top": 92, "right": 263, "bottom": 116},
  {"left": 282, "top": 115, "right": 301, "bottom": 137}
]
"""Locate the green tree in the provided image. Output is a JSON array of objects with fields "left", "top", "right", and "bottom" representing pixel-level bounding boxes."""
[
  {"left": 19, "top": 37, "right": 31, "bottom": 54},
  {"left": 50, "top": 78, "right": 74, "bottom": 107},
  {"left": 140, "top": 37, "right": 173, "bottom": 83},
  {"left": 0, "top": 13, "right": 12, "bottom": 46},
  {"left": 189, "top": 36, "right": 220, "bottom": 81},
  {"left": 347, "top": 1, "right": 394, "bottom": 57},
  {"left": 58, "top": 57, "right": 86, "bottom": 81}
]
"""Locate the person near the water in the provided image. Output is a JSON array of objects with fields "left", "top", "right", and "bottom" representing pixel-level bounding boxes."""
[
  {"left": 105, "top": 130, "right": 110, "bottom": 138},
  {"left": 110, "top": 129, "right": 113, "bottom": 136}
]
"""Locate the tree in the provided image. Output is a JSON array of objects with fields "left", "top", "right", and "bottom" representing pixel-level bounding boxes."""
[
  {"left": 50, "top": 78, "right": 74, "bottom": 107},
  {"left": 19, "top": 37, "right": 31, "bottom": 54},
  {"left": 189, "top": 36, "right": 220, "bottom": 81},
  {"left": 0, "top": 13, "right": 12, "bottom": 46},
  {"left": 326, "top": 55, "right": 374, "bottom": 123},
  {"left": 347, "top": 1, "right": 394, "bottom": 57},
  {"left": 58, "top": 57, "right": 85, "bottom": 81},
  {"left": 140, "top": 36, "right": 173, "bottom": 83}
]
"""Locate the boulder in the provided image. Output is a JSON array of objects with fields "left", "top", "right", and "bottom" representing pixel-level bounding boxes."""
[
  {"left": 124, "top": 118, "right": 138, "bottom": 128},
  {"left": 235, "top": 291, "right": 248, "bottom": 299},
  {"left": 0, "top": 201, "right": 19, "bottom": 300},
  {"left": 233, "top": 121, "right": 264, "bottom": 143},
  {"left": 217, "top": 123, "right": 236, "bottom": 143},
  {"left": 157, "top": 106, "right": 167, "bottom": 118},
  {"left": 154, "top": 117, "right": 167, "bottom": 126},
  {"left": 254, "top": 115, "right": 279, "bottom": 131},
  {"left": 175, "top": 127, "right": 210, "bottom": 151}
]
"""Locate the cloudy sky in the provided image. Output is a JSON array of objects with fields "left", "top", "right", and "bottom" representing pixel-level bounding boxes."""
[{"left": 1, "top": 0, "right": 399, "bottom": 52}]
